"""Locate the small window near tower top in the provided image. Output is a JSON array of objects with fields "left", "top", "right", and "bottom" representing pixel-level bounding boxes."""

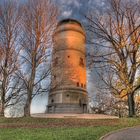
[
  {"left": 67, "top": 94, "right": 69, "bottom": 97},
  {"left": 79, "top": 57, "right": 84, "bottom": 67},
  {"left": 77, "top": 82, "right": 79, "bottom": 87},
  {"left": 54, "top": 75, "right": 56, "bottom": 79},
  {"left": 84, "top": 84, "right": 86, "bottom": 88},
  {"left": 67, "top": 55, "right": 70, "bottom": 58},
  {"left": 51, "top": 99, "right": 54, "bottom": 103},
  {"left": 81, "top": 83, "right": 83, "bottom": 88}
]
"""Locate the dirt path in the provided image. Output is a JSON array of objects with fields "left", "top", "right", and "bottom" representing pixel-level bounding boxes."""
[
  {"left": 101, "top": 126, "right": 140, "bottom": 140},
  {"left": 31, "top": 113, "right": 118, "bottom": 119}
]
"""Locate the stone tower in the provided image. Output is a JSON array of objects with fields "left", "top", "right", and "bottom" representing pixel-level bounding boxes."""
[{"left": 48, "top": 19, "right": 87, "bottom": 113}]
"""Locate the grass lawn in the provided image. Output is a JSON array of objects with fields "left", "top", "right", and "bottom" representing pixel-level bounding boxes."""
[{"left": 0, "top": 117, "right": 140, "bottom": 140}]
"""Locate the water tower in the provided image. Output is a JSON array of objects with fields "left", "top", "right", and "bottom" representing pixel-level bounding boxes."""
[{"left": 48, "top": 19, "right": 87, "bottom": 113}]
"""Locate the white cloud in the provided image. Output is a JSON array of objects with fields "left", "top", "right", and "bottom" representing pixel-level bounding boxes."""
[
  {"left": 61, "top": 10, "right": 72, "bottom": 18},
  {"left": 67, "top": 0, "right": 81, "bottom": 8},
  {"left": 54, "top": 0, "right": 82, "bottom": 18},
  {"left": 58, "top": 0, "right": 81, "bottom": 7},
  {"left": 73, "top": 0, "right": 81, "bottom": 8}
]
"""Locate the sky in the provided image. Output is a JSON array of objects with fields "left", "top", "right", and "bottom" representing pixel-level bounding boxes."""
[
  {"left": 30, "top": 0, "right": 140, "bottom": 115},
  {"left": 31, "top": 0, "right": 107, "bottom": 114},
  {"left": 2, "top": 0, "right": 113, "bottom": 116},
  {"left": 54, "top": 0, "right": 106, "bottom": 19},
  {"left": 2, "top": 0, "right": 108, "bottom": 117}
]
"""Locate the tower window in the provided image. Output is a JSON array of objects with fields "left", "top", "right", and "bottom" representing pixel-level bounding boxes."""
[
  {"left": 79, "top": 57, "right": 84, "bottom": 67},
  {"left": 54, "top": 75, "right": 56, "bottom": 79},
  {"left": 81, "top": 83, "right": 83, "bottom": 88},
  {"left": 67, "top": 55, "right": 70, "bottom": 58},
  {"left": 84, "top": 84, "right": 86, "bottom": 88},
  {"left": 77, "top": 82, "right": 79, "bottom": 87},
  {"left": 51, "top": 99, "right": 54, "bottom": 103},
  {"left": 67, "top": 94, "right": 69, "bottom": 97},
  {"left": 53, "top": 57, "right": 58, "bottom": 66}
]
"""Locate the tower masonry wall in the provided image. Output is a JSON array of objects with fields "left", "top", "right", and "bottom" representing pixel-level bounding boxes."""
[{"left": 48, "top": 19, "right": 88, "bottom": 113}]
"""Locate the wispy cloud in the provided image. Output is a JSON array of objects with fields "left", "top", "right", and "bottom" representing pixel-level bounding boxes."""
[
  {"left": 57, "top": 0, "right": 81, "bottom": 8},
  {"left": 61, "top": 10, "right": 72, "bottom": 18},
  {"left": 66, "top": 0, "right": 81, "bottom": 8},
  {"left": 54, "top": 0, "right": 82, "bottom": 18}
]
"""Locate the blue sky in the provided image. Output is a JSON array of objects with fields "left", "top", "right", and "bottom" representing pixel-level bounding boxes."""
[
  {"left": 31, "top": 0, "right": 107, "bottom": 114},
  {"left": 4, "top": 0, "right": 139, "bottom": 116},
  {"left": 1, "top": 0, "right": 110, "bottom": 116},
  {"left": 54, "top": 0, "right": 106, "bottom": 20},
  {"left": 20, "top": 0, "right": 107, "bottom": 19},
  {"left": 3, "top": 0, "right": 109, "bottom": 116},
  {"left": 30, "top": 0, "right": 139, "bottom": 114}
]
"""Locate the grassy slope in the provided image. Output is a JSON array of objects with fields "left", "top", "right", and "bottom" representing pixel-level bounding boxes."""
[{"left": 0, "top": 117, "right": 140, "bottom": 140}]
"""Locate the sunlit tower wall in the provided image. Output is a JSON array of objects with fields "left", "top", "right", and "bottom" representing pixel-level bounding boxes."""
[{"left": 48, "top": 19, "right": 88, "bottom": 113}]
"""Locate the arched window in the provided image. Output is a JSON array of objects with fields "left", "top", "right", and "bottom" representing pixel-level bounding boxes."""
[
  {"left": 79, "top": 57, "right": 84, "bottom": 67},
  {"left": 77, "top": 82, "right": 79, "bottom": 87},
  {"left": 54, "top": 75, "right": 56, "bottom": 79},
  {"left": 53, "top": 57, "right": 58, "bottom": 66},
  {"left": 51, "top": 99, "right": 54, "bottom": 103}
]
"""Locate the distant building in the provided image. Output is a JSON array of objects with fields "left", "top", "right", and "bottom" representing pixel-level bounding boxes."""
[{"left": 47, "top": 19, "right": 88, "bottom": 113}]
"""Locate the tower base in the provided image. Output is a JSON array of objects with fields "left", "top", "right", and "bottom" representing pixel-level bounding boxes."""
[
  {"left": 47, "top": 87, "right": 88, "bottom": 114},
  {"left": 47, "top": 103, "right": 87, "bottom": 114}
]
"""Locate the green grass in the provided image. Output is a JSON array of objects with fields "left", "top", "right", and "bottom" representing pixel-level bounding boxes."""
[
  {"left": 0, "top": 117, "right": 140, "bottom": 140},
  {"left": 0, "top": 127, "right": 114, "bottom": 140}
]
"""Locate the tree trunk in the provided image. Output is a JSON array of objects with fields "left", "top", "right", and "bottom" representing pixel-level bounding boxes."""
[
  {"left": 24, "top": 104, "right": 30, "bottom": 117},
  {"left": 0, "top": 101, "right": 4, "bottom": 116},
  {"left": 0, "top": 89, "right": 6, "bottom": 117},
  {"left": 128, "top": 93, "right": 135, "bottom": 117},
  {"left": 24, "top": 55, "right": 36, "bottom": 117},
  {"left": 24, "top": 94, "right": 32, "bottom": 117}
]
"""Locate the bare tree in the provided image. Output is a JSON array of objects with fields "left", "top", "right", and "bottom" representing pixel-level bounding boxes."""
[
  {"left": 86, "top": 0, "right": 140, "bottom": 117},
  {"left": 16, "top": 0, "right": 58, "bottom": 117},
  {"left": 0, "top": 0, "right": 22, "bottom": 116}
]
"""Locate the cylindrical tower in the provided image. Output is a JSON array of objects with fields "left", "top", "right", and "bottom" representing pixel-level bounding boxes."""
[{"left": 48, "top": 19, "right": 87, "bottom": 113}]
